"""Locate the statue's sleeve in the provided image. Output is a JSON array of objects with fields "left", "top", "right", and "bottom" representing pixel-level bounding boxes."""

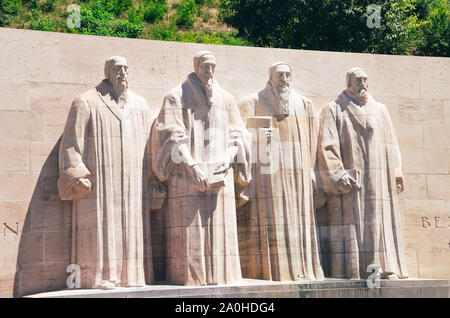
[
  {"left": 237, "top": 95, "right": 256, "bottom": 125},
  {"left": 229, "top": 96, "right": 252, "bottom": 185},
  {"left": 151, "top": 91, "right": 188, "bottom": 182},
  {"left": 57, "top": 97, "right": 92, "bottom": 200},
  {"left": 304, "top": 98, "right": 319, "bottom": 183},
  {"left": 316, "top": 103, "right": 347, "bottom": 194}
]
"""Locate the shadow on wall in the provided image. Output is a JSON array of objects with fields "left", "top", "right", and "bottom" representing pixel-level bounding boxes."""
[
  {"left": 12, "top": 137, "right": 166, "bottom": 297},
  {"left": 13, "top": 137, "right": 72, "bottom": 297}
]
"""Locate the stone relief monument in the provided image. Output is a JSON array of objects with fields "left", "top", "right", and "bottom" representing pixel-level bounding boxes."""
[
  {"left": 151, "top": 51, "right": 251, "bottom": 285},
  {"left": 316, "top": 67, "right": 408, "bottom": 280},
  {"left": 237, "top": 62, "right": 324, "bottom": 281},
  {"left": 57, "top": 56, "right": 155, "bottom": 288},
  {"left": 3, "top": 28, "right": 448, "bottom": 298},
  {"left": 56, "top": 58, "right": 408, "bottom": 289}
]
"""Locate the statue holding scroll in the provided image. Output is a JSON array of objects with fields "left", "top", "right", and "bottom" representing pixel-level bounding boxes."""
[
  {"left": 316, "top": 67, "right": 408, "bottom": 279},
  {"left": 151, "top": 51, "right": 251, "bottom": 285},
  {"left": 237, "top": 62, "right": 324, "bottom": 281}
]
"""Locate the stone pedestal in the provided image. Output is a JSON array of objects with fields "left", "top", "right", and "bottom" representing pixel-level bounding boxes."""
[{"left": 25, "top": 279, "right": 450, "bottom": 298}]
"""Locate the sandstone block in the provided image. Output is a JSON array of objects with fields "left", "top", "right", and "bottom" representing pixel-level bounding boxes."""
[
  {"left": 0, "top": 172, "right": 36, "bottom": 201},
  {"left": 0, "top": 141, "right": 30, "bottom": 171},
  {"left": 371, "top": 55, "right": 421, "bottom": 99},
  {"left": 423, "top": 124, "right": 450, "bottom": 149},
  {"left": 427, "top": 175, "right": 450, "bottom": 200},
  {"left": 44, "top": 231, "right": 70, "bottom": 262},
  {"left": 0, "top": 111, "right": 32, "bottom": 142},
  {"left": 419, "top": 57, "right": 450, "bottom": 99},
  {"left": 0, "top": 80, "right": 29, "bottom": 111}
]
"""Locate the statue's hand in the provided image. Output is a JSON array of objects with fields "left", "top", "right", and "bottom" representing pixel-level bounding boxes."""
[
  {"left": 337, "top": 174, "right": 358, "bottom": 194},
  {"left": 190, "top": 164, "right": 209, "bottom": 192},
  {"left": 75, "top": 177, "right": 92, "bottom": 195},
  {"left": 150, "top": 178, "right": 166, "bottom": 194},
  {"left": 213, "top": 162, "right": 229, "bottom": 176},
  {"left": 214, "top": 153, "right": 233, "bottom": 176},
  {"left": 396, "top": 176, "right": 404, "bottom": 194}
]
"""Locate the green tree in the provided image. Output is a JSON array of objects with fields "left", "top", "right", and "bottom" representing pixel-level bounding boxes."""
[
  {"left": 143, "top": 0, "right": 169, "bottom": 23},
  {"left": 0, "top": 0, "right": 21, "bottom": 27},
  {"left": 415, "top": 0, "right": 449, "bottom": 56},
  {"left": 174, "top": 0, "right": 197, "bottom": 27},
  {"left": 219, "top": 0, "right": 445, "bottom": 55}
]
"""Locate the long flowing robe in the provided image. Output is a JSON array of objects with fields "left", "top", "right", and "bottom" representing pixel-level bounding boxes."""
[
  {"left": 151, "top": 73, "right": 250, "bottom": 286},
  {"left": 237, "top": 85, "right": 324, "bottom": 281},
  {"left": 317, "top": 91, "right": 408, "bottom": 279},
  {"left": 58, "top": 80, "right": 154, "bottom": 288}
]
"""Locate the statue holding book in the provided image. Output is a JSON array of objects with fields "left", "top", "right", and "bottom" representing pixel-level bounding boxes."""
[
  {"left": 237, "top": 62, "right": 324, "bottom": 281},
  {"left": 151, "top": 50, "right": 251, "bottom": 285},
  {"left": 316, "top": 67, "right": 408, "bottom": 280}
]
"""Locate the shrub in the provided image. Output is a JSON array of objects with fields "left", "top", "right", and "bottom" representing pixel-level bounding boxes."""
[
  {"left": 416, "top": 0, "right": 450, "bottom": 56},
  {"left": 114, "top": 19, "right": 144, "bottom": 38},
  {"left": 41, "top": 0, "right": 57, "bottom": 13},
  {"left": 90, "top": 0, "right": 132, "bottom": 17},
  {"left": 200, "top": 9, "right": 212, "bottom": 23},
  {"left": 79, "top": 5, "right": 115, "bottom": 36},
  {"left": 174, "top": 0, "right": 197, "bottom": 27},
  {"left": 128, "top": 3, "right": 144, "bottom": 24},
  {"left": 29, "top": 0, "right": 40, "bottom": 10},
  {"left": 0, "top": 0, "right": 22, "bottom": 26},
  {"left": 150, "top": 23, "right": 177, "bottom": 40},
  {"left": 143, "top": 0, "right": 169, "bottom": 23},
  {"left": 170, "top": 29, "right": 251, "bottom": 45},
  {"left": 30, "top": 16, "right": 59, "bottom": 31}
]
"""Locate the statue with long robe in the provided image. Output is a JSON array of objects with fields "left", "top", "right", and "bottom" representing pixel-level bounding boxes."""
[
  {"left": 151, "top": 51, "right": 251, "bottom": 285},
  {"left": 237, "top": 62, "right": 324, "bottom": 281},
  {"left": 58, "top": 56, "right": 154, "bottom": 288},
  {"left": 317, "top": 67, "right": 408, "bottom": 279}
]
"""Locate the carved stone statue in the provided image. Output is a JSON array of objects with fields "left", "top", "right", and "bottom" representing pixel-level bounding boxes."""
[
  {"left": 237, "top": 62, "right": 324, "bottom": 281},
  {"left": 317, "top": 67, "right": 408, "bottom": 279},
  {"left": 151, "top": 50, "right": 251, "bottom": 285},
  {"left": 58, "top": 56, "right": 154, "bottom": 288}
]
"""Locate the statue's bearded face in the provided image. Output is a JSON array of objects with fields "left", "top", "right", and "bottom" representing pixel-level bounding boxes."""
[
  {"left": 196, "top": 55, "right": 216, "bottom": 106},
  {"left": 270, "top": 65, "right": 292, "bottom": 97},
  {"left": 196, "top": 55, "right": 216, "bottom": 87},
  {"left": 107, "top": 59, "right": 129, "bottom": 92},
  {"left": 348, "top": 72, "right": 368, "bottom": 104},
  {"left": 270, "top": 65, "right": 292, "bottom": 115}
]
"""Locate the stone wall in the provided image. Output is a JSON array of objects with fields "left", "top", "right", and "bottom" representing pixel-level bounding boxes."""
[{"left": 0, "top": 27, "right": 449, "bottom": 297}]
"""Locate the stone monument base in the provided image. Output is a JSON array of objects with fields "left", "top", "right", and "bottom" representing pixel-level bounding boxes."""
[{"left": 24, "top": 278, "right": 449, "bottom": 298}]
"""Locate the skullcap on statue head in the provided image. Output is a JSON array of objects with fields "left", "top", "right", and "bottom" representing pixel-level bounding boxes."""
[
  {"left": 268, "top": 62, "right": 291, "bottom": 79},
  {"left": 193, "top": 50, "right": 215, "bottom": 73}
]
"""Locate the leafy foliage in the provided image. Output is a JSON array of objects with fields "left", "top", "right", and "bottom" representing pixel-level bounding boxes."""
[
  {"left": 415, "top": 0, "right": 449, "bottom": 56},
  {"left": 173, "top": 0, "right": 197, "bottom": 27},
  {"left": 41, "top": 0, "right": 57, "bottom": 13},
  {"left": 11, "top": 0, "right": 446, "bottom": 55},
  {"left": 149, "top": 23, "right": 250, "bottom": 45},
  {"left": 219, "top": 0, "right": 449, "bottom": 56},
  {"left": 0, "top": 0, "right": 248, "bottom": 45},
  {"left": 143, "top": 0, "right": 168, "bottom": 23},
  {"left": 30, "top": 15, "right": 59, "bottom": 31},
  {"left": 0, "top": 0, "right": 22, "bottom": 27},
  {"left": 113, "top": 18, "right": 144, "bottom": 37}
]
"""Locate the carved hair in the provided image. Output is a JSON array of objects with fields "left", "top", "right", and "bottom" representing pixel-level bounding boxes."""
[
  {"left": 346, "top": 67, "right": 367, "bottom": 87},
  {"left": 104, "top": 56, "right": 127, "bottom": 78}
]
